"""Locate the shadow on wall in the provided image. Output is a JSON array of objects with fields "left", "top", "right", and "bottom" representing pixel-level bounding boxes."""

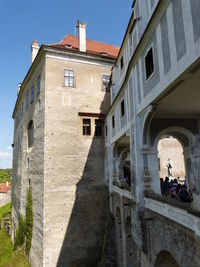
[{"left": 56, "top": 92, "right": 111, "bottom": 267}]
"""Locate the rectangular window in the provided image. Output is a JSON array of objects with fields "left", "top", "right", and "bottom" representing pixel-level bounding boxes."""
[
  {"left": 121, "top": 99, "right": 125, "bottom": 118},
  {"left": 64, "top": 69, "right": 74, "bottom": 87},
  {"left": 112, "top": 115, "right": 115, "bottom": 129},
  {"left": 95, "top": 119, "right": 103, "bottom": 137},
  {"left": 102, "top": 75, "right": 110, "bottom": 91},
  {"left": 37, "top": 75, "right": 41, "bottom": 95},
  {"left": 120, "top": 57, "right": 124, "bottom": 69},
  {"left": 82, "top": 119, "right": 91, "bottom": 135},
  {"left": 145, "top": 47, "right": 154, "bottom": 80},
  {"left": 31, "top": 86, "right": 34, "bottom": 103},
  {"left": 25, "top": 93, "right": 29, "bottom": 109},
  {"left": 105, "top": 125, "right": 107, "bottom": 136}
]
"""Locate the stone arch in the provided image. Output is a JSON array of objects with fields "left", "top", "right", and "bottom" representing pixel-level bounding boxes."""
[
  {"left": 142, "top": 104, "right": 157, "bottom": 146},
  {"left": 154, "top": 251, "right": 180, "bottom": 267},
  {"left": 152, "top": 127, "right": 195, "bottom": 193},
  {"left": 115, "top": 207, "right": 123, "bottom": 267},
  {"left": 153, "top": 127, "right": 194, "bottom": 148}
]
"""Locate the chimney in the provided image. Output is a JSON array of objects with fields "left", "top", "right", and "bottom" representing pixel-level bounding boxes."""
[
  {"left": 31, "top": 40, "right": 39, "bottom": 63},
  {"left": 77, "top": 20, "right": 87, "bottom": 52},
  {"left": 17, "top": 83, "right": 21, "bottom": 96}
]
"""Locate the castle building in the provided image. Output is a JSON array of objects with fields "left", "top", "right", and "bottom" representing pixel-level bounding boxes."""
[
  {"left": 105, "top": 0, "right": 200, "bottom": 266},
  {"left": 12, "top": 21, "right": 119, "bottom": 267},
  {"left": 12, "top": 1, "right": 200, "bottom": 266}
]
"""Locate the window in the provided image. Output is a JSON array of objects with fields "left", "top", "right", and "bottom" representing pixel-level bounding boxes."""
[
  {"left": 120, "top": 57, "right": 124, "bottom": 69},
  {"left": 27, "top": 157, "right": 30, "bottom": 169},
  {"left": 102, "top": 75, "right": 110, "bottom": 91},
  {"left": 82, "top": 119, "right": 91, "bottom": 135},
  {"left": 37, "top": 75, "right": 41, "bottom": 95},
  {"left": 112, "top": 115, "right": 115, "bottom": 129},
  {"left": 25, "top": 93, "right": 29, "bottom": 109},
  {"left": 105, "top": 125, "right": 107, "bottom": 136},
  {"left": 121, "top": 99, "right": 125, "bottom": 118},
  {"left": 145, "top": 47, "right": 154, "bottom": 80},
  {"left": 95, "top": 119, "right": 103, "bottom": 137},
  {"left": 27, "top": 120, "right": 34, "bottom": 148},
  {"left": 64, "top": 69, "right": 74, "bottom": 87},
  {"left": 31, "top": 86, "right": 34, "bottom": 104}
]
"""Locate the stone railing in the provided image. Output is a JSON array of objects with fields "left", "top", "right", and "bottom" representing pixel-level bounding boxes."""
[{"left": 144, "top": 192, "right": 200, "bottom": 236}]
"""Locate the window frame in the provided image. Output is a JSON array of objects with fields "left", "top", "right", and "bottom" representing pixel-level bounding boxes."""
[
  {"left": 94, "top": 118, "right": 104, "bottom": 137},
  {"left": 112, "top": 115, "right": 115, "bottom": 129},
  {"left": 120, "top": 56, "right": 124, "bottom": 70},
  {"left": 27, "top": 120, "right": 34, "bottom": 149},
  {"left": 120, "top": 99, "right": 125, "bottom": 118},
  {"left": 64, "top": 68, "right": 75, "bottom": 87},
  {"left": 82, "top": 118, "right": 91, "bottom": 136},
  {"left": 144, "top": 45, "right": 155, "bottom": 82}
]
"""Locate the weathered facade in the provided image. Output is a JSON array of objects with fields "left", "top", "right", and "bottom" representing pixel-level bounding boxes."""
[
  {"left": 12, "top": 22, "right": 119, "bottom": 267},
  {"left": 105, "top": 0, "right": 200, "bottom": 266},
  {"left": 12, "top": 1, "right": 200, "bottom": 266}
]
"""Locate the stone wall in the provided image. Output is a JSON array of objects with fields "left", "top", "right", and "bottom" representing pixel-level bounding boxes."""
[
  {"left": 12, "top": 57, "right": 46, "bottom": 267},
  {"left": 0, "top": 193, "right": 10, "bottom": 207},
  {"left": 43, "top": 55, "right": 112, "bottom": 266},
  {"left": 145, "top": 209, "right": 200, "bottom": 267}
]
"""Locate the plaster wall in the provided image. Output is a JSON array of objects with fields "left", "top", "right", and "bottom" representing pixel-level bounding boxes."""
[
  {"left": 12, "top": 58, "right": 46, "bottom": 267},
  {"left": 43, "top": 54, "right": 112, "bottom": 266}
]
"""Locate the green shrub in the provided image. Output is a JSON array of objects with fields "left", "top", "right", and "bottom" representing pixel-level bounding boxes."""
[
  {"left": 25, "top": 187, "right": 33, "bottom": 255},
  {"left": 15, "top": 214, "right": 25, "bottom": 249}
]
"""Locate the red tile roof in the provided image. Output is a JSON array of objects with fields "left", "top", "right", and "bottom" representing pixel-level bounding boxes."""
[
  {"left": 48, "top": 34, "right": 119, "bottom": 58},
  {"left": 0, "top": 183, "right": 11, "bottom": 193}
]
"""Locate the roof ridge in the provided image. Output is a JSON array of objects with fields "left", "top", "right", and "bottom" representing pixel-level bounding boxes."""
[{"left": 60, "top": 34, "right": 119, "bottom": 48}]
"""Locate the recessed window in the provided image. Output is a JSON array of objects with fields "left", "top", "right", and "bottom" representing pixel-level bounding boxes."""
[
  {"left": 120, "top": 57, "right": 124, "bottom": 69},
  {"left": 95, "top": 119, "right": 103, "bottom": 137},
  {"left": 102, "top": 75, "right": 110, "bottom": 91},
  {"left": 64, "top": 69, "right": 74, "bottom": 87},
  {"left": 112, "top": 115, "right": 115, "bottom": 129},
  {"left": 31, "top": 86, "right": 34, "bottom": 104},
  {"left": 121, "top": 99, "right": 125, "bottom": 118},
  {"left": 37, "top": 75, "right": 41, "bottom": 95},
  {"left": 82, "top": 119, "right": 91, "bottom": 136},
  {"left": 27, "top": 157, "right": 30, "bottom": 169},
  {"left": 105, "top": 125, "right": 107, "bottom": 136},
  {"left": 25, "top": 93, "right": 29, "bottom": 110},
  {"left": 145, "top": 47, "right": 154, "bottom": 80},
  {"left": 27, "top": 120, "right": 34, "bottom": 148}
]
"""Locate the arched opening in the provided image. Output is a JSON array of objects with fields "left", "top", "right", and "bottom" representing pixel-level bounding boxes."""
[
  {"left": 155, "top": 251, "right": 180, "bottom": 267},
  {"left": 118, "top": 149, "right": 131, "bottom": 187},
  {"left": 158, "top": 136, "right": 185, "bottom": 182},
  {"left": 153, "top": 129, "right": 195, "bottom": 202},
  {"left": 115, "top": 207, "right": 123, "bottom": 267},
  {"left": 125, "top": 216, "right": 134, "bottom": 267},
  {"left": 27, "top": 120, "right": 34, "bottom": 148}
]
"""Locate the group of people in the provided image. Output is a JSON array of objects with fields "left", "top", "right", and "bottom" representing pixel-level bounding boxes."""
[{"left": 160, "top": 177, "right": 194, "bottom": 202}]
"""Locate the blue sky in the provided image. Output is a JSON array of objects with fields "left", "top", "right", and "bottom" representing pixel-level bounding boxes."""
[{"left": 0, "top": 0, "right": 132, "bottom": 168}]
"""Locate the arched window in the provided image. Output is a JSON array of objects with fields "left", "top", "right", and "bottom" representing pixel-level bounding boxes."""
[{"left": 27, "top": 120, "right": 34, "bottom": 148}]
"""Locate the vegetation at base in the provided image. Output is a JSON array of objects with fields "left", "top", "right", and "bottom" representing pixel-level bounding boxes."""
[
  {"left": 14, "top": 215, "right": 25, "bottom": 249},
  {"left": 0, "top": 204, "right": 30, "bottom": 267},
  {"left": 0, "top": 169, "right": 12, "bottom": 183},
  {"left": 25, "top": 187, "right": 33, "bottom": 255},
  {"left": 14, "top": 187, "right": 33, "bottom": 255},
  {"left": 0, "top": 202, "right": 11, "bottom": 226}
]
